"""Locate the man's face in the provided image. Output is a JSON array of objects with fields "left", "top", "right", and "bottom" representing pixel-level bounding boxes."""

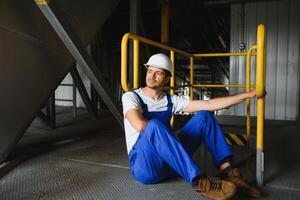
[{"left": 145, "top": 66, "right": 170, "bottom": 89}]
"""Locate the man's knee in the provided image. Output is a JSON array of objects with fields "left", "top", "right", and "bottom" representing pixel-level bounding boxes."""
[
  {"left": 189, "top": 111, "right": 216, "bottom": 129},
  {"left": 132, "top": 169, "right": 162, "bottom": 184},
  {"left": 196, "top": 110, "right": 211, "bottom": 116},
  {"left": 194, "top": 110, "right": 213, "bottom": 121}
]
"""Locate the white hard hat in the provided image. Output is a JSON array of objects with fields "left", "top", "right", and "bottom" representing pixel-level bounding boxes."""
[{"left": 144, "top": 53, "right": 173, "bottom": 76}]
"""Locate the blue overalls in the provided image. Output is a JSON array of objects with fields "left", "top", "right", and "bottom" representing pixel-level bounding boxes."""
[{"left": 128, "top": 91, "right": 232, "bottom": 184}]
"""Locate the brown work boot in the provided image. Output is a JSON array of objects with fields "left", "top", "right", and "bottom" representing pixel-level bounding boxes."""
[
  {"left": 195, "top": 175, "right": 237, "bottom": 200},
  {"left": 224, "top": 168, "right": 262, "bottom": 198}
]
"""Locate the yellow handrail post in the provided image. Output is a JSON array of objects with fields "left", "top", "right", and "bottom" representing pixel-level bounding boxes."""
[
  {"left": 246, "top": 46, "right": 257, "bottom": 144},
  {"left": 170, "top": 51, "right": 175, "bottom": 126},
  {"left": 133, "top": 39, "right": 139, "bottom": 89},
  {"left": 190, "top": 56, "right": 194, "bottom": 100},
  {"left": 170, "top": 51, "right": 175, "bottom": 95},
  {"left": 246, "top": 46, "right": 256, "bottom": 171},
  {"left": 256, "top": 24, "right": 266, "bottom": 186}
]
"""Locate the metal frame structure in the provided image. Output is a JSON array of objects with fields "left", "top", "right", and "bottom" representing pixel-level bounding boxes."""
[
  {"left": 55, "top": 78, "right": 77, "bottom": 119},
  {"left": 37, "top": 93, "right": 56, "bottom": 128},
  {"left": 38, "top": 63, "right": 99, "bottom": 129},
  {"left": 121, "top": 24, "right": 266, "bottom": 186},
  {"left": 70, "top": 66, "right": 98, "bottom": 120},
  {"left": 34, "top": 0, "right": 123, "bottom": 128}
]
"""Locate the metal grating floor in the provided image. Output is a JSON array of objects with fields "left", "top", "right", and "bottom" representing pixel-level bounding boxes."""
[{"left": 1, "top": 112, "right": 300, "bottom": 199}]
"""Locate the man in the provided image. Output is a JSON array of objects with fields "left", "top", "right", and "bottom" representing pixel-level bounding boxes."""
[{"left": 122, "top": 53, "right": 261, "bottom": 200}]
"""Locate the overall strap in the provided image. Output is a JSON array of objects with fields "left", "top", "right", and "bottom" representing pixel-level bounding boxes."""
[
  {"left": 166, "top": 93, "right": 173, "bottom": 112},
  {"left": 131, "top": 90, "right": 148, "bottom": 111}
]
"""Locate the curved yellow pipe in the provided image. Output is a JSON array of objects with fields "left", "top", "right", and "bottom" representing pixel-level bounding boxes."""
[
  {"left": 256, "top": 24, "right": 266, "bottom": 98},
  {"left": 121, "top": 33, "right": 130, "bottom": 92}
]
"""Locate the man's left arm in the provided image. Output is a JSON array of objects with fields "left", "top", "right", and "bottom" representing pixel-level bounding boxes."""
[{"left": 183, "top": 90, "right": 256, "bottom": 113}]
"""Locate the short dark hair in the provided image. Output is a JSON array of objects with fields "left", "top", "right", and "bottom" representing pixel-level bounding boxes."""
[{"left": 164, "top": 69, "right": 172, "bottom": 77}]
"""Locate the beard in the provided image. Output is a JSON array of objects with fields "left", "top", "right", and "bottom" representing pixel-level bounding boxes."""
[
  {"left": 146, "top": 79, "right": 160, "bottom": 89},
  {"left": 147, "top": 85, "right": 159, "bottom": 89}
]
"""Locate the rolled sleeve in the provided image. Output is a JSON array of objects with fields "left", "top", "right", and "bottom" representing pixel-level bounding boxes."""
[
  {"left": 172, "top": 95, "right": 191, "bottom": 114},
  {"left": 122, "top": 92, "right": 142, "bottom": 115}
]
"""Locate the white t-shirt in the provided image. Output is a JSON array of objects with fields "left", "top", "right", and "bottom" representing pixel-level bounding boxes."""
[{"left": 122, "top": 88, "right": 190, "bottom": 154}]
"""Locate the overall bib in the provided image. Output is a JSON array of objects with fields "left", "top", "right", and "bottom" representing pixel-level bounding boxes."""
[{"left": 128, "top": 91, "right": 232, "bottom": 184}]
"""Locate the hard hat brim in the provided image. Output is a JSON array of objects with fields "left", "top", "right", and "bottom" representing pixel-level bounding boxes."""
[{"left": 144, "top": 63, "right": 172, "bottom": 75}]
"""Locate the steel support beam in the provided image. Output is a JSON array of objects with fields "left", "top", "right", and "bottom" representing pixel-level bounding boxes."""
[
  {"left": 37, "top": 93, "right": 56, "bottom": 129},
  {"left": 34, "top": 0, "right": 123, "bottom": 128},
  {"left": 72, "top": 80, "right": 77, "bottom": 118},
  {"left": 48, "top": 92, "right": 56, "bottom": 128},
  {"left": 129, "top": 0, "right": 140, "bottom": 87},
  {"left": 70, "top": 65, "right": 98, "bottom": 120},
  {"left": 37, "top": 110, "right": 51, "bottom": 128}
]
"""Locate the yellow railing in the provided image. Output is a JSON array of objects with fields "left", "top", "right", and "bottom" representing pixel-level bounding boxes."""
[
  {"left": 121, "top": 33, "right": 191, "bottom": 93},
  {"left": 121, "top": 24, "right": 266, "bottom": 185}
]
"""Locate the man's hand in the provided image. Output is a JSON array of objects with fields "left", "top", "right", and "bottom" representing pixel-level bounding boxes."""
[
  {"left": 248, "top": 89, "right": 256, "bottom": 98},
  {"left": 248, "top": 89, "right": 267, "bottom": 98}
]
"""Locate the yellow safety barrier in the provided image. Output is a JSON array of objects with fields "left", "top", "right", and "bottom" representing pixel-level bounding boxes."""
[
  {"left": 121, "top": 33, "right": 191, "bottom": 92},
  {"left": 121, "top": 24, "right": 266, "bottom": 186},
  {"left": 225, "top": 133, "right": 248, "bottom": 146}
]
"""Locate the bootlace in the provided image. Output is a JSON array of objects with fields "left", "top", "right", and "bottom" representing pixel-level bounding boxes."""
[
  {"left": 230, "top": 168, "right": 241, "bottom": 178},
  {"left": 209, "top": 180, "right": 222, "bottom": 191}
]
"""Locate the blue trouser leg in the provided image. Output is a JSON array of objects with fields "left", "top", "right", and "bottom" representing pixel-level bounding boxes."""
[
  {"left": 128, "top": 119, "right": 201, "bottom": 184},
  {"left": 178, "top": 111, "right": 233, "bottom": 167}
]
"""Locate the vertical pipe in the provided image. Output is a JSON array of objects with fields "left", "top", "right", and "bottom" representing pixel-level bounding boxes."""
[
  {"left": 170, "top": 51, "right": 175, "bottom": 95},
  {"left": 256, "top": 24, "right": 265, "bottom": 186},
  {"left": 256, "top": 25, "right": 265, "bottom": 97},
  {"left": 246, "top": 46, "right": 256, "bottom": 172},
  {"left": 189, "top": 56, "right": 194, "bottom": 100},
  {"left": 133, "top": 39, "right": 139, "bottom": 89},
  {"left": 129, "top": 0, "right": 139, "bottom": 88},
  {"left": 121, "top": 34, "right": 130, "bottom": 92},
  {"left": 161, "top": 2, "right": 169, "bottom": 44},
  {"left": 246, "top": 46, "right": 256, "bottom": 143},
  {"left": 246, "top": 49, "right": 251, "bottom": 144},
  {"left": 170, "top": 51, "right": 175, "bottom": 126},
  {"left": 256, "top": 98, "right": 264, "bottom": 186}
]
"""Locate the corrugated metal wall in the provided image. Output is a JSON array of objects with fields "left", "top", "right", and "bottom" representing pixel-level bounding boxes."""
[{"left": 226, "top": 0, "right": 300, "bottom": 120}]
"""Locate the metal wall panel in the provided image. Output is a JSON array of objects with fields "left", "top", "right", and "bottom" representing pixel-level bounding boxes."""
[
  {"left": 227, "top": 4, "right": 243, "bottom": 116},
  {"left": 265, "top": 1, "right": 278, "bottom": 119},
  {"left": 286, "top": 0, "right": 300, "bottom": 120},
  {"left": 227, "top": 0, "right": 300, "bottom": 120}
]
